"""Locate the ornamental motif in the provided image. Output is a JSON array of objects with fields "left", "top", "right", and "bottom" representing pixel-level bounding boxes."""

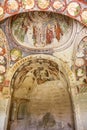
[
  {"left": 81, "top": 9, "right": 87, "bottom": 25},
  {"left": 67, "top": 1, "right": 81, "bottom": 17},
  {"left": 10, "top": 48, "right": 22, "bottom": 62},
  {"left": 22, "top": 0, "right": 35, "bottom": 10},
  {"left": 74, "top": 36, "right": 87, "bottom": 79},
  {"left": 37, "top": 0, "right": 50, "bottom": 10},
  {"left": 0, "top": 0, "right": 86, "bottom": 27},
  {"left": 5, "top": 0, "right": 19, "bottom": 14},
  {"left": 52, "top": 0, "right": 66, "bottom": 12}
]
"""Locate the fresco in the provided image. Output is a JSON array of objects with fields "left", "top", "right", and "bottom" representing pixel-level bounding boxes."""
[
  {"left": 75, "top": 36, "right": 87, "bottom": 78},
  {"left": 0, "top": 0, "right": 87, "bottom": 27},
  {"left": 22, "top": 0, "right": 35, "bottom": 10},
  {"left": 37, "top": 0, "right": 50, "bottom": 9},
  {"left": 74, "top": 36, "right": 87, "bottom": 93},
  {"left": 8, "top": 58, "right": 74, "bottom": 130},
  {"left": 5, "top": 0, "right": 20, "bottom": 14},
  {"left": 67, "top": 1, "right": 81, "bottom": 17},
  {"left": 77, "top": 0, "right": 87, "bottom": 4},
  {"left": 10, "top": 48, "right": 22, "bottom": 62},
  {"left": 0, "top": 28, "right": 9, "bottom": 88},
  {"left": 6, "top": 12, "right": 76, "bottom": 51},
  {"left": 52, "top": 0, "right": 66, "bottom": 12},
  {"left": 0, "top": 7, "right": 87, "bottom": 130}
]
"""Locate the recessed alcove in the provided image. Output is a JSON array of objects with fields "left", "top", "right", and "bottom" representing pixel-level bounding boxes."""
[{"left": 8, "top": 56, "right": 75, "bottom": 130}]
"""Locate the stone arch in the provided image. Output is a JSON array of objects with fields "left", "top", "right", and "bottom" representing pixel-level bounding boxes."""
[{"left": 7, "top": 54, "right": 75, "bottom": 130}]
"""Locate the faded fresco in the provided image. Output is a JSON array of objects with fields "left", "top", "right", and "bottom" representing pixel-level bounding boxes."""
[
  {"left": 12, "top": 12, "right": 63, "bottom": 47},
  {"left": 4, "top": 11, "right": 77, "bottom": 53},
  {"left": 0, "top": 0, "right": 87, "bottom": 27},
  {"left": 0, "top": 7, "right": 87, "bottom": 130},
  {"left": 9, "top": 12, "right": 73, "bottom": 50},
  {"left": 8, "top": 58, "right": 74, "bottom": 130}
]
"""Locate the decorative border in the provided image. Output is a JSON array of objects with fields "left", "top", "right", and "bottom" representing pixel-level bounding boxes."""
[
  {"left": 80, "top": 8, "right": 87, "bottom": 26},
  {"left": 67, "top": 1, "right": 81, "bottom": 18},
  {"left": 51, "top": 0, "right": 66, "bottom": 13},
  {"left": 0, "top": 0, "right": 87, "bottom": 26},
  {"left": 21, "top": 0, "right": 35, "bottom": 11},
  {"left": 36, "top": 0, "right": 50, "bottom": 10}
]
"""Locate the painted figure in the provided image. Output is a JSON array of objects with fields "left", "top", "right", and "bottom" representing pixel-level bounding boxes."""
[
  {"left": 46, "top": 24, "right": 54, "bottom": 44},
  {"left": 55, "top": 23, "right": 63, "bottom": 41}
]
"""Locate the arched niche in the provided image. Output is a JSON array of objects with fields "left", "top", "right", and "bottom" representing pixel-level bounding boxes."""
[
  {"left": 7, "top": 54, "right": 75, "bottom": 130},
  {"left": 5, "top": 11, "right": 77, "bottom": 52}
]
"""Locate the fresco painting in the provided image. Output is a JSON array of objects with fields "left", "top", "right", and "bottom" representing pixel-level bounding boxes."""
[
  {"left": 0, "top": 0, "right": 87, "bottom": 26},
  {"left": 22, "top": 0, "right": 35, "bottom": 10},
  {"left": 0, "top": 29, "right": 9, "bottom": 87},
  {"left": 0, "top": 1, "right": 87, "bottom": 129},
  {"left": 52, "top": 0, "right": 66, "bottom": 12},
  {"left": 37, "top": 0, "right": 50, "bottom": 9},
  {"left": 74, "top": 36, "right": 87, "bottom": 93},
  {"left": 8, "top": 12, "right": 73, "bottom": 50},
  {"left": 7, "top": 58, "right": 74, "bottom": 130}
]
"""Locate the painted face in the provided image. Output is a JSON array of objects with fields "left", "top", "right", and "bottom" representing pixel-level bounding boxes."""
[
  {"left": 10, "top": 49, "right": 22, "bottom": 61},
  {"left": 22, "top": 0, "right": 34, "bottom": 9},
  {"left": 0, "top": 56, "right": 6, "bottom": 65},
  {"left": 53, "top": 1, "right": 64, "bottom": 9},
  {"left": 7, "top": 0, "right": 19, "bottom": 11},
  {"left": 0, "top": 65, "right": 5, "bottom": 74},
  {"left": 40, "top": 70, "right": 48, "bottom": 79}
]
